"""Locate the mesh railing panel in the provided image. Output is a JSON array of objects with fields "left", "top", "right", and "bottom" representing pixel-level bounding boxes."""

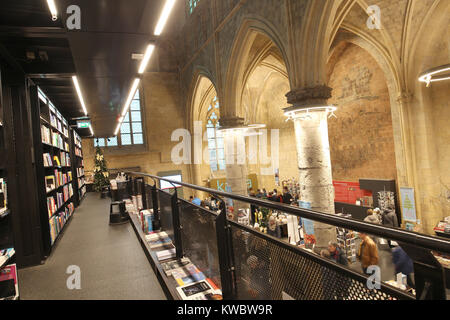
[
  {"left": 179, "top": 200, "right": 222, "bottom": 289},
  {"left": 230, "top": 224, "right": 412, "bottom": 300},
  {"left": 158, "top": 189, "right": 174, "bottom": 242}
]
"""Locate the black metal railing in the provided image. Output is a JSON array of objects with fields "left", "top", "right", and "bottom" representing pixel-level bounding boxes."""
[{"left": 126, "top": 172, "right": 450, "bottom": 300}]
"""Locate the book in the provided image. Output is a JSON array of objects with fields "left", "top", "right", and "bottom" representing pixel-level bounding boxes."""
[
  {"left": 161, "top": 258, "right": 192, "bottom": 276},
  {"left": 0, "top": 264, "right": 19, "bottom": 300},
  {"left": 0, "top": 248, "right": 15, "bottom": 267},
  {"left": 176, "top": 280, "right": 221, "bottom": 301},
  {"left": 53, "top": 156, "right": 61, "bottom": 166},
  {"left": 156, "top": 248, "right": 176, "bottom": 261},
  {"left": 45, "top": 176, "right": 56, "bottom": 192},
  {"left": 0, "top": 178, "right": 7, "bottom": 213}
]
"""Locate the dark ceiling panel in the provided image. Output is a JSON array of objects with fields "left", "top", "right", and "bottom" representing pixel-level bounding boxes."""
[{"left": 0, "top": 0, "right": 179, "bottom": 138}]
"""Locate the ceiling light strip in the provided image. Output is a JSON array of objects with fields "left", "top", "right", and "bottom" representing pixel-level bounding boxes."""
[
  {"left": 138, "top": 44, "right": 155, "bottom": 74},
  {"left": 46, "top": 0, "right": 58, "bottom": 21},
  {"left": 115, "top": 78, "right": 141, "bottom": 136},
  {"left": 89, "top": 124, "right": 94, "bottom": 136},
  {"left": 154, "top": 0, "right": 176, "bottom": 36},
  {"left": 72, "top": 76, "right": 88, "bottom": 116}
]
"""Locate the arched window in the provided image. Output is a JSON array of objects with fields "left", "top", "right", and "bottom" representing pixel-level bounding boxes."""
[{"left": 206, "top": 96, "right": 225, "bottom": 171}]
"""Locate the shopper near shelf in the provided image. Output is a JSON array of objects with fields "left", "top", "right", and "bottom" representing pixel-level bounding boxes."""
[
  {"left": 273, "top": 189, "right": 283, "bottom": 203},
  {"left": 328, "top": 242, "right": 348, "bottom": 266},
  {"left": 282, "top": 187, "right": 293, "bottom": 205},
  {"left": 382, "top": 206, "right": 399, "bottom": 248},
  {"left": 364, "top": 209, "right": 381, "bottom": 224},
  {"left": 357, "top": 233, "right": 379, "bottom": 274},
  {"left": 392, "top": 245, "right": 415, "bottom": 288}
]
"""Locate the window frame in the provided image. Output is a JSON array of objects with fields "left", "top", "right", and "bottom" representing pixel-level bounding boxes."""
[{"left": 93, "top": 87, "right": 147, "bottom": 153}]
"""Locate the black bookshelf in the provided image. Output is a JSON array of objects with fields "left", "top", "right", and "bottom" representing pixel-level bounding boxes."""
[
  {"left": 0, "top": 71, "right": 19, "bottom": 299},
  {"left": 70, "top": 129, "right": 85, "bottom": 207},
  {"left": 35, "top": 89, "right": 75, "bottom": 256}
]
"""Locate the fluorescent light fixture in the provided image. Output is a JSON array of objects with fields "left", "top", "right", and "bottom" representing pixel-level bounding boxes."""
[
  {"left": 138, "top": 44, "right": 155, "bottom": 74},
  {"left": 72, "top": 76, "right": 88, "bottom": 115},
  {"left": 115, "top": 78, "right": 140, "bottom": 136},
  {"left": 418, "top": 64, "right": 450, "bottom": 87},
  {"left": 121, "top": 78, "right": 140, "bottom": 117},
  {"left": 154, "top": 0, "right": 176, "bottom": 36},
  {"left": 47, "top": 0, "right": 58, "bottom": 21},
  {"left": 89, "top": 124, "right": 94, "bottom": 136}
]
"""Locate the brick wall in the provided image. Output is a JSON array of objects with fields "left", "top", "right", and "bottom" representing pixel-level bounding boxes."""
[{"left": 328, "top": 43, "right": 397, "bottom": 182}]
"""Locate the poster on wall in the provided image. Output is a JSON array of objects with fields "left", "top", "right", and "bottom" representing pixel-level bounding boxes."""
[
  {"left": 400, "top": 187, "right": 416, "bottom": 222},
  {"left": 274, "top": 168, "right": 280, "bottom": 186},
  {"left": 299, "top": 201, "right": 315, "bottom": 248}
]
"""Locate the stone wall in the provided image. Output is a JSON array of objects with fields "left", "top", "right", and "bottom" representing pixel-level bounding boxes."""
[
  {"left": 82, "top": 72, "right": 191, "bottom": 187},
  {"left": 327, "top": 43, "right": 397, "bottom": 182}
]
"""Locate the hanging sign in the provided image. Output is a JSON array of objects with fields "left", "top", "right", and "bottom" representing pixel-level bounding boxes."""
[
  {"left": 299, "top": 201, "right": 315, "bottom": 247},
  {"left": 77, "top": 120, "right": 91, "bottom": 129},
  {"left": 400, "top": 187, "right": 417, "bottom": 222}
]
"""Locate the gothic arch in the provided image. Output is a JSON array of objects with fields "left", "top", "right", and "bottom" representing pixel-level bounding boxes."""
[{"left": 222, "top": 17, "right": 292, "bottom": 119}]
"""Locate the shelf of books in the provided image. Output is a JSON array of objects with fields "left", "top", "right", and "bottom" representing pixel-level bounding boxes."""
[
  {"left": 37, "top": 88, "right": 76, "bottom": 253},
  {"left": 71, "top": 130, "right": 86, "bottom": 207},
  {"left": 127, "top": 200, "right": 223, "bottom": 300},
  {"left": 0, "top": 102, "right": 19, "bottom": 300}
]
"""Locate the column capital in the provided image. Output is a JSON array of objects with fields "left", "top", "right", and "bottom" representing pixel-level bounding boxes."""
[
  {"left": 218, "top": 116, "right": 245, "bottom": 129},
  {"left": 396, "top": 91, "right": 413, "bottom": 104},
  {"left": 285, "top": 85, "right": 333, "bottom": 108}
]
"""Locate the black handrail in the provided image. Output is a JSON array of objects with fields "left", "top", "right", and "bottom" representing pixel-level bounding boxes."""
[{"left": 127, "top": 172, "right": 450, "bottom": 254}]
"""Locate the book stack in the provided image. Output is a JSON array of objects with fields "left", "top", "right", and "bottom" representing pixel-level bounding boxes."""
[
  {"left": 43, "top": 153, "right": 53, "bottom": 167},
  {"left": 50, "top": 113, "right": 57, "bottom": 128},
  {"left": 41, "top": 125, "right": 51, "bottom": 144},
  {"left": 161, "top": 258, "right": 192, "bottom": 276},
  {"left": 54, "top": 170, "right": 63, "bottom": 187},
  {"left": 56, "top": 192, "right": 64, "bottom": 207},
  {"left": 146, "top": 232, "right": 174, "bottom": 250},
  {"left": 140, "top": 210, "right": 154, "bottom": 233},
  {"left": 47, "top": 196, "right": 57, "bottom": 217},
  {"left": 156, "top": 248, "right": 177, "bottom": 262}
]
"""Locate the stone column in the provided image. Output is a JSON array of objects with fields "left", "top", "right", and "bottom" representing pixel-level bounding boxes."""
[
  {"left": 285, "top": 86, "right": 336, "bottom": 250},
  {"left": 220, "top": 117, "right": 249, "bottom": 221}
]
